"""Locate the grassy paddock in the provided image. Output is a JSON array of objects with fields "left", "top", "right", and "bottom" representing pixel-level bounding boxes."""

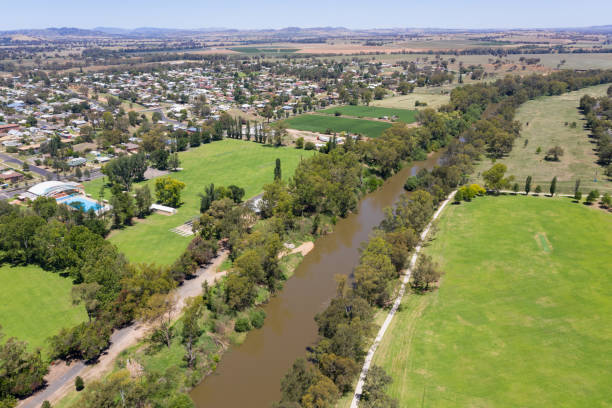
[
  {"left": 372, "top": 195, "right": 612, "bottom": 407},
  {"left": 285, "top": 114, "right": 391, "bottom": 138},
  {"left": 85, "top": 139, "right": 313, "bottom": 265},
  {"left": 0, "top": 264, "right": 87, "bottom": 356},
  {"left": 473, "top": 83, "right": 612, "bottom": 194},
  {"left": 321, "top": 105, "right": 417, "bottom": 123}
]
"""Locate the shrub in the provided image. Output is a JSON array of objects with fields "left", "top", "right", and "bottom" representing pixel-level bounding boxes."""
[
  {"left": 295, "top": 137, "right": 304, "bottom": 149},
  {"left": 404, "top": 176, "right": 419, "bottom": 191},
  {"left": 535, "top": 185, "right": 542, "bottom": 194},
  {"left": 75, "top": 376, "right": 84, "bottom": 391},
  {"left": 586, "top": 190, "right": 600, "bottom": 204},
  {"left": 334, "top": 111, "right": 341, "bottom": 116},
  {"left": 249, "top": 309, "right": 266, "bottom": 329},
  {"left": 574, "top": 191, "right": 582, "bottom": 201},
  {"left": 42, "top": 402, "right": 52, "bottom": 408},
  {"left": 304, "top": 141, "right": 316, "bottom": 150},
  {"left": 234, "top": 317, "right": 252, "bottom": 332}
]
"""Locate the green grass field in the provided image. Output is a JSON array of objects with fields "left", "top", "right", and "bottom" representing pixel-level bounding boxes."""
[
  {"left": 85, "top": 140, "right": 313, "bottom": 265},
  {"left": 320, "top": 105, "right": 417, "bottom": 123},
  {"left": 473, "top": 83, "right": 612, "bottom": 194},
  {"left": 372, "top": 195, "right": 612, "bottom": 407},
  {"left": 285, "top": 114, "right": 391, "bottom": 138},
  {"left": 0, "top": 265, "right": 87, "bottom": 356}
]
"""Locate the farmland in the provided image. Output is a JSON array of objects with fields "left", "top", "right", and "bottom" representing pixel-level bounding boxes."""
[
  {"left": 84, "top": 139, "right": 314, "bottom": 265},
  {"left": 372, "top": 195, "right": 612, "bottom": 407},
  {"left": 320, "top": 105, "right": 417, "bottom": 123},
  {"left": 473, "top": 83, "right": 612, "bottom": 193},
  {"left": 284, "top": 114, "right": 392, "bottom": 138},
  {"left": 0, "top": 264, "right": 87, "bottom": 356}
]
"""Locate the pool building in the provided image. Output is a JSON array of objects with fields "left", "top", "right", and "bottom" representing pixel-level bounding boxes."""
[{"left": 25, "top": 181, "right": 109, "bottom": 214}]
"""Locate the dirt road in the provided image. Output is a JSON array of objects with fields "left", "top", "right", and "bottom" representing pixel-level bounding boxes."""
[{"left": 18, "top": 252, "right": 228, "bottom": 408}]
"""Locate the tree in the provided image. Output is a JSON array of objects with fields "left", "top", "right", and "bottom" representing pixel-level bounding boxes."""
[
  {"left": 360, "top": 365, "right": 398, "bottom": 408},
  {"left": 75, "top": 376, "right": 85, "bottom": 391},
  {"left": 135, "top": 185, "right": 153, "bottom": 218},
  {"left": 150, "top": 149, "right": 169, "bottom": 170},
  {"left": 168, "top": 152, "right": 180, "bottom": 171},
  {"left": 574, "top": 190, "right": 582, "bottom": 201},
  {"left": 181, "top": 298, "right": 203, "bottom": 368},
  {"left": 482, "top": 163, "right": 513, "bottom": 193},
  {"left": 0, "top": 327, "right": 48, "bottom": 400},
  {"left": 301, "top": 375, "right": 339, "bottom": 408},
  {"left": 602, "top": 192, "right": 611, "bottom": 208},
  {"left": 225, "top": 272, "right": 256, "bottom": 311},
  {"left": 155, "top": 176, "right": 186, "bottom": 208},
  {"left": 525, "top": 175, "right": 532, "bottom": 195},
  {"left": 71, "top": 283, "right": 102, "bottom": 322},
  {"left": 140, "top": 293, "right": 175, "bottom": 348},
  {"left": 512, "top": 182, "right": 519, "bottom": 193},
  {"left": 411, "top": 255, "right": 442, "bottom": 290},
  {"left": 42, "top": 401, "right": 52, "bottom": 408},
  {"left": 280, "top": 358, "right": 319, "bottom": 405},
  {"left": 295, "top": 137, "right": 304, "bottom": 149},
  {"left": 535, "top": 185, "right": 542, "bottom": 194},
  {"left": 545, "top": 146, "right": 564, "bottom": 161},
  {"left": 274, "top": 158, "right": 282, "bottom": 181},
  {"left": 574, "top": 179, "right": 582, "bottom": 200},
  {"left": 549, "top": 176, "right": 557, "bottom": 196}
]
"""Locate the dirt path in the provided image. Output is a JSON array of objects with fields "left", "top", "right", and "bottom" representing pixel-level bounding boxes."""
[
  {"left": 18, "top": 251, "right": 229, "bottom": 408},
  {"left": 349, "top": 191, "right": 456, "bottom": 408}
]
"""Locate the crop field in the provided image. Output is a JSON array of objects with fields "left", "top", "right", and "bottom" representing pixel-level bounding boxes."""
[
  {"left": 320, "top": 105, "right": 417, "bottom": 123},
  {"left": 85, "top": 139, "right": 313, "bottom": 265},
  {"left": 0, "top": 264, "right": 87, "bottom": 356},
  {"left": 285, "top": 114, "right": 391, "bottom": 138},
  {"left": 228, "top": 47, "right": 299, "bottom": 54},
  {"left": 372, "top": 195, "right": 612, "bottom": 407},
  {"left": 473, "top": 83, "right": 612, "bottom": 194}
]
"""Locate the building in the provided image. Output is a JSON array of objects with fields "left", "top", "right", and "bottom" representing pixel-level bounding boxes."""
[
  {"left": 67, "top": 157, "right": 87, "bottom": 167},
  {"left": 0, "top": 124, "right": 20, "bottom": 134},
  {"left": 0, "top": 170, "right": 24, "bottom": 184},
  {"left": 27, "top": 180, "right": 84, "bottom": 199}
]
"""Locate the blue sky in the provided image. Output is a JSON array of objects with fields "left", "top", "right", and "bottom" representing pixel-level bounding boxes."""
[{"left": 2, "top": 0, "right": 611, "bottom": 30}]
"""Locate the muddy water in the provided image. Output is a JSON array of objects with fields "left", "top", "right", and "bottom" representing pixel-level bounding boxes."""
[{"left": 190, "top": 151, "right": 442, "bottom": 408}]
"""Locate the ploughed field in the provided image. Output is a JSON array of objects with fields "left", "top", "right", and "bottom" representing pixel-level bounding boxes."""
[
  {"left": 84, "top": 139, "right": 313, "bottom": 265},
  {"left": 372, "top": 195, "right": 612, "bottom": 407}
]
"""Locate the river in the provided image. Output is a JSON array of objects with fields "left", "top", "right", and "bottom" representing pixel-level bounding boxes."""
[{"left": 190, "top": 151, "right": 443, "bottom": 408}]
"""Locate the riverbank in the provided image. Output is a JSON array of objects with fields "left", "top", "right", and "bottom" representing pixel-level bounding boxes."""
[
  {"left": 366, "top": 195, "right": 612, "bottom": 407},
  {"left": 18, "top": 252, "right": 229, "bottom": 408}
]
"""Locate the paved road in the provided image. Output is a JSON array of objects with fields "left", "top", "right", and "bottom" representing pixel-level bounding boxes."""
[
  {"left": 18, "top": 252, "right": 228, "bottom": 408},
  {"left": 0, "top": 152, "right": 55, "bottom": 179},
  {"left": 139, "top": 107, "right": 182, "bottom": 126}
]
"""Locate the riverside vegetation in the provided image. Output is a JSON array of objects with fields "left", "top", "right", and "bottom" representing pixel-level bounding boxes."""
[{"left": 2, "top": 69, "right": 612, "bottom": 407}]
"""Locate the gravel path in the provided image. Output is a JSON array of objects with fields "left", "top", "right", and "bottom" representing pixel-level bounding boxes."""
[{"left": 349, "top": 191, "right": 456, "bottom": 408}]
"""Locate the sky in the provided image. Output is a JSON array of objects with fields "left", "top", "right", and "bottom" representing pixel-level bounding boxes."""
[{"left": 1, "top": 0, "right": 611, "bottom": 31}]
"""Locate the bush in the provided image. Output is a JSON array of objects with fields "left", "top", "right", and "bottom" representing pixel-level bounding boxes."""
[
  {"left": 75, "top": 376, "right": 84, "bottom": 391},
  {"left": 234, "top": 317, "right": 252, "bottom": 332},
  {"left": 586, "top": 190, "right": 600, "bottom": 204},
  {"left": 295, "top": 137, "right": 304, "bottom": 149},
  {"left": 42, "top": 401, "right": 52, "bottom": 408},
  {"left": 574, "top": 191, "right": 582, "bottom": 201},
  {"left": 334, "top": 111, "right": 341, "bottom": 116},
  {"left": 404, "top": 176, "right": 419, "bottom": 191},
  {"left": 304, "top": 141, "right": 316, "bottom": 150},
  {"left": 249, "top": 309, "right": 266, "bottom": 329}
]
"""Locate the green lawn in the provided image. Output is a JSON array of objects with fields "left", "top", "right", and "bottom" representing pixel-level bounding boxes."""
[
  {"left": 0, "top": 264, "right": 87, "bottom": 356},
  {"left": 321, "top": 105, "right": 417, "bottom": 123},
  {"left": 373, "top": 195, "right": 612, "bottom": 407},
  {"left": 473, "top": 83, "right": 612, "bottom": 194},
  {"left": 285, "top": 114, "right": 392, "bottom": 138},
  {"left": 85, "top": 140, "right": 314, "bottom": 265}
]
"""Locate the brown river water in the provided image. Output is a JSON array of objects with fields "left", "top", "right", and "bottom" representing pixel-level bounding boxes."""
[{"left": 190, "top": 151, "right": 442, "bottom": 408}]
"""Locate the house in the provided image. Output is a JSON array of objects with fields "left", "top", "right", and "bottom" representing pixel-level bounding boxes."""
[
  {"left": 67, "top": 157, "right": 87, "bottom": 167},
  {"left": 124, "top": 143, "right": 140, "bottom": 154},
  {"left": 0, "top": 170, "right": 24, "bottom": 184},
  {"left": 0, "top": 124, "right": 20, "bottom": 134}
]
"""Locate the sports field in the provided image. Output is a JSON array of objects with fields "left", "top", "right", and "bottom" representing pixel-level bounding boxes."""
[
  {"left": 321, "top": 105, "right": 417, "bottom": 123},
  {"left": 285, "top": 114, "right": 391, "bottom": 138},
  {"left": 0, "top": 265, "right": 87, "bottom": 356},
  {"left": 473, "top": 83, "right": 612, "bottom": 194},
  {"left": 85, "top": 139, "right": 313, "bottom": 265},
  {"left": 372, "top": 195, "right": 612, "bottom": 407}
]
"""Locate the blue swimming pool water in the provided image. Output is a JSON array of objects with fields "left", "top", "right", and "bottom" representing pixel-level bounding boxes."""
[{"left": 57, "top": 195, "right": 102, "bottom": 212}]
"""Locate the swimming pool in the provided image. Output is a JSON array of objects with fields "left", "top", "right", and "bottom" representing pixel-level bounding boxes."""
[{"left": 56, "top": 195, "right": 102, "bottom": 212}]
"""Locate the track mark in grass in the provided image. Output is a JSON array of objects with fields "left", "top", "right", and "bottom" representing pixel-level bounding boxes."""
[{"left": 535, "top": 232, "right": 552, "bottom": 252}]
